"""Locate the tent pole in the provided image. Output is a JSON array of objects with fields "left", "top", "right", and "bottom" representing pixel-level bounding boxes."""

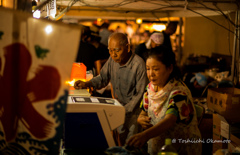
[
  {"left": 231, "top": 10, "right": 239, "bottom": 84},
  {"left": 237, "top": 10, "right": 240, "bottom": 86},
  {"left": 177, "top": 17, "right": 183, "bottom": 66}
]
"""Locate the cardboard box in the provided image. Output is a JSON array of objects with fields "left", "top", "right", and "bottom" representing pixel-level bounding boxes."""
[
  {"left": 213, "top": 113, "right": 230, "bottom": 139},
  {"left": 213, "top": 114, "right": 240, "bottom": 153},
  {"left": 228, "top": 141, "right": 238, "bottom": 154},
  {"left": 207, "top": 88, "right": 240, "bottom": 123},
  {"left": 212, "top": 113, "right": 229, "bottom": 153},
  {"left": 228, "top": 137, "right": 240, "bottom": 154},
  {"left": 212, "top": 133, "right": 228, "bottom": 153}
]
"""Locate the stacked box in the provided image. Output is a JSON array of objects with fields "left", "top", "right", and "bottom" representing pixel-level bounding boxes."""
[
  {"left": 228, "top": 127, "right": 240, "bottom": 153},
  {"left": 207, "top": 87, "right": 240, "bottom": 153},
  {"left": 207, "top": 88, "right": 240, "bottom": 123},
  {"left": 212, "top": 114, "right": 229, "bottom": 153}
]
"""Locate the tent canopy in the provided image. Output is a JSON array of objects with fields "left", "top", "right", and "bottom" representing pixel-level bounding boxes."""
[{"left": 55, "top": 0, "right": 239, "bottom": 20}]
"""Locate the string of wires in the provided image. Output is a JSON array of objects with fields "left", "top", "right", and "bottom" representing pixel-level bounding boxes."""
[{"left": 193, "top": 0, "right": 236, "bottom": 56}]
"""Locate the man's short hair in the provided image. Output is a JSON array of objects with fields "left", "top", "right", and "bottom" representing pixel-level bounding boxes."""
[{"left": 108, "top": 33, "right": 129, "bottom": 46}]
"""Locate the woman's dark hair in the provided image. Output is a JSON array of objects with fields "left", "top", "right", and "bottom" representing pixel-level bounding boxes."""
[{"left": 146, "top": 45, "right": 182, "bottom": 80}]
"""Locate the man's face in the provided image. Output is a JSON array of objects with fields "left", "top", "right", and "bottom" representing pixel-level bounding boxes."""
[{"left": 108, "top": 38, "right": 129, "bottom": 65}]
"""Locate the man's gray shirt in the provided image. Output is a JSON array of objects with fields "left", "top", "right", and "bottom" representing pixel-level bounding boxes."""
[{"left": 90, "top": 53, "right": 148, "bottom": 113}]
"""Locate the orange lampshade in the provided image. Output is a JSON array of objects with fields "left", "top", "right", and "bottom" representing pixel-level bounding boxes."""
[{"left": 70, "top": 63, "right": 86, "bottom": 80}]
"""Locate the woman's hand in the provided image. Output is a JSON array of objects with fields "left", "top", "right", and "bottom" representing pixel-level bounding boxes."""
[
  {"left": 137, "top": 115, "right": 153, "bottom": 129},
  {"left": 126, "top": 132, "right": 149, "bottom": 149},
  {"left": 137, "top": 110, "right": 153, "bottom": 129}
]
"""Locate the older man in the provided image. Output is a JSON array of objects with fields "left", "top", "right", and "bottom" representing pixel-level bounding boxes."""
[{"left": 74, "top": 32, "right": 148, "bottom": 145}]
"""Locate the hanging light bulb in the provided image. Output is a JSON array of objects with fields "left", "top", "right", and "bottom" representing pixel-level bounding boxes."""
[
  {"left": 136, "top": 18, "right": 142, "bottom": 24},
  {"left": 152, "top": 24, "right": 166, "bottom": 32}
]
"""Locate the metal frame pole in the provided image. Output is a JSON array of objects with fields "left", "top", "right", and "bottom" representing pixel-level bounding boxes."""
[
  {"left": 237, "top": 10, "right": 240, "bottom": 86},
  {"left": 231, "top": 10, "right": 239, "bottom": 83},
  {"left": 177, "top": 17, "right": 183, "bottom": 66}
]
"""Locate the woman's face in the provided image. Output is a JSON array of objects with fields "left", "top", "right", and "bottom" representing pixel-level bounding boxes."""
[
  {"left": 150, "top": 40, "right": 161, "bottom": 48},
  {"left": 146, "top": 57, "right": 173, "bottom": 88}
]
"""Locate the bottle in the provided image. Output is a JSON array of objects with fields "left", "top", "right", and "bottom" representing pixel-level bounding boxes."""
[{"left": 158, "top": 138, "right": 178, "bottom": 155}]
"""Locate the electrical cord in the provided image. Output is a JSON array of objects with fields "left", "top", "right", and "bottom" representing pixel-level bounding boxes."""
[
  {"left": 54, "top": 0, "right": 78, "bottom": 20},
  {"left": 187, "top": 7, "right": 236, "bottom": 35},
  {"left": 213, "top": 2, "right": 236, "bottom": 27}
]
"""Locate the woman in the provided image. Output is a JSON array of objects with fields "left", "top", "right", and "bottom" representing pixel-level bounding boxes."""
[
  {"left": 134, "top": 32, "right": 164, "bottom": 62},
  {"left": 126, "top": 46, "right": 202, "bottom": 155}
]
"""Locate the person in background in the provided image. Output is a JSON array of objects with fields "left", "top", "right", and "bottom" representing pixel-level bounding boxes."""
[
  {"left": 88, "top": 26, "right": 110, "bottom": 67},
  {"left": 127, "top": 46, "right": 201, "bottom": 155},
  {"left": 99, "top": 22, "right": 112, "bottom": 47},
  {"left": 134, "top": 32, "right": 164, "bottom": 62},
  {"left": 126, "top": 24, "right": 134, "bottom": 39},
  {"left": 115, "top": 25, "right": 124, "bottom": 33},
  {"left": 87, "top": 26, "right": 112, "bottom": 98},
  {"left": 75, "top": 26, "right": 101, "bottom": 75},
  {"left": 142, "top": 30, "right": 151, "bottom": 42},
  {"left": 161, "top": 22, "right": 178, "bottom": 52},
  {"left": 74, "top": 32, "right": 149, "bottom": 146}
]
